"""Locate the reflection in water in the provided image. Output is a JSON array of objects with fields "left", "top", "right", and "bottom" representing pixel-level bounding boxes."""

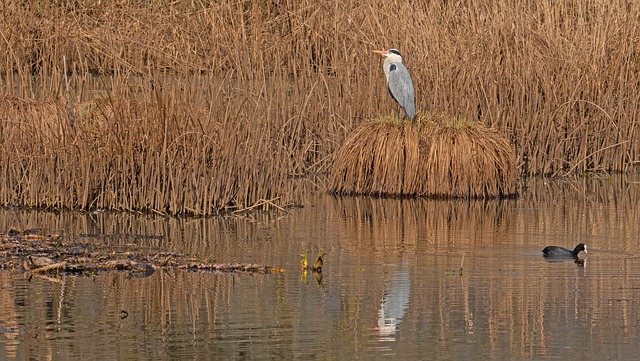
[
  {"left": 375, "top": 257, "right": 411, "bottom": 344},
  {"left": 543, "top": 256, "right": 587, "bottom": 267},
  {"left": 0, "top": 175, "right": 639, "bottom": 360},
  {"left": 300, "top": 269, "right": 324, "bottom": 286},
  {"left": 127, "top": 262, "right": 157, "bottom": 279}
]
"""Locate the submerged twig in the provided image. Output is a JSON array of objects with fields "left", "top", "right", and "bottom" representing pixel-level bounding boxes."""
[
  {"left": 31, "top": 261, "right": 68, "bottom": 274},
  {"left": 233, "top": 198, "right": 288, "bottom": 214}
]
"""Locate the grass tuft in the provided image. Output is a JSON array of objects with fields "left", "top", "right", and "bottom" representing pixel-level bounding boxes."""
[{"left": 330, "top": 114, "right": 517, "bottom": 198}]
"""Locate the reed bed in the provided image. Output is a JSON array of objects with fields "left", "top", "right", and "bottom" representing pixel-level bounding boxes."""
[
  {"left": 1, "top": 0, "right": 639, "bottom": 213},
  {"left": 0, "top": 82, "right": 322, "bottom": 215},
  {"left": 329, "top": 115, "right": 517, "bottom": 197}
]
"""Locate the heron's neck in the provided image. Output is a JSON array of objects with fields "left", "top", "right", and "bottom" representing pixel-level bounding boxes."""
[
  {"left": 383, "top": 59, "right": 393, "bottom": 80},
  {"left": 383, "top": 57, "right": 401, "bottom": 80}
]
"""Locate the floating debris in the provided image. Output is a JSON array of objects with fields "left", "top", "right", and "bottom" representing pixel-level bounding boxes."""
[
  {"left": 0, "top": 229, "right": 284, "bottom": 277},
  {"left": 177, "top": 262, "right": 284, "bottom": 273}
]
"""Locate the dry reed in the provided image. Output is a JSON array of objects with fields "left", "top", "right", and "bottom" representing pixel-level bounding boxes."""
[
  {"left": 0, "top": 89, "right": 314, "bottom": 215},
  {"left": 330, "top": 115, "right": 517, "bottom": 198},
  {"left": 0, "top": 0, "right": 639, "bottom": 214}
]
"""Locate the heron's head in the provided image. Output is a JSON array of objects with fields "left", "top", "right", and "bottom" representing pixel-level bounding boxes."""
[{"left": 373, "top": 49, "right": 404, "bottom": 63}]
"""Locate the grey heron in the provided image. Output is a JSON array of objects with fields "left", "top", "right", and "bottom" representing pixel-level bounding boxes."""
[{"left": 373, "top": 49, "right": 416, "bottom": 120}]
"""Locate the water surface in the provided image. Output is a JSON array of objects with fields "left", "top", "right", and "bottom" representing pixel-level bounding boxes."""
[{"left": 1, "top": 175, "right": 639, "bottom": 360}]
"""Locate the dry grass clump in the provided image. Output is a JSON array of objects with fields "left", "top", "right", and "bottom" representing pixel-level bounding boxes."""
[
  {"left": 330, "top": 115, "right": 517, "bottom": 198},
  {"left": 425, "top": 116, "right": 517, "bottom": 197}
]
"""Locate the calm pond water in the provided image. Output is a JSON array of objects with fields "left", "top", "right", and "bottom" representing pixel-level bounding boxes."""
[{"left": 0, "top": 175, "right": 639, "bottom": 360}]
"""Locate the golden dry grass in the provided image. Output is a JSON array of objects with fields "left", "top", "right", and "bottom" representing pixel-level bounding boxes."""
[
  {"left": 0, "top": 0, "right": 639, "bottom": 213},
  {"left": 330, "top": 115, "right": 517, "bottom": 197},
  {"left": 0, "top": 90, "right": 312, "bottom": 215}
]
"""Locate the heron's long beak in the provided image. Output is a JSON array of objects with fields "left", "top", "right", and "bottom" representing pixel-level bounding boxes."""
[{"left": 373, "top": 50, "right": 387, "bottom": 55}]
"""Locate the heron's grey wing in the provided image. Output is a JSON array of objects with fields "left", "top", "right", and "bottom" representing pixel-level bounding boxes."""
[{"left": 387, "top": 63, "right": 416, "bottom": 119}]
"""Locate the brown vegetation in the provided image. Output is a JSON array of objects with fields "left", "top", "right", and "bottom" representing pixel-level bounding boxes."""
[
  {"left": 330, "top": 115, "right": 517, "bottom": 197},
  {"left": 0, "top": 92, "right": 310, "bottom": 215},
  {"left": 0, "top": 0, "right": 639, "bottom": 214}
]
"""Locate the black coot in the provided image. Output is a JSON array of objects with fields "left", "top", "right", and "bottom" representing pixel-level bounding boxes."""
[{"left": 542, "top": 243, "right": 587, "bottom": 258}]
